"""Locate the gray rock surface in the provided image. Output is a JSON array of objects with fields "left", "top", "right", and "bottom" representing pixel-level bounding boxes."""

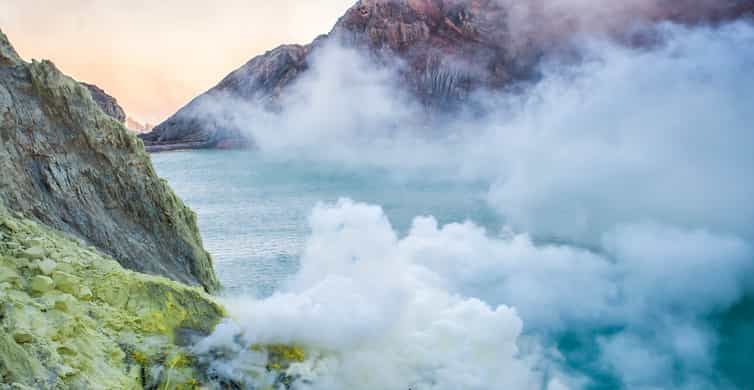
[
  {"left": 81, "top": 82, "right": 127, "bottom": 123},
  {"left": 0, "top": 29, "right": 220, "bottom": 292}
]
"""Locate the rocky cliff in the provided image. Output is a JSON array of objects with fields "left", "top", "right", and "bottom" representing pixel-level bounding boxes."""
[
  {"left": 82, "top": 82, "right": 127, "bottom": 123},
  {"left": 0, "top": 29, "right": 220, "bottom": 292},
  {"left": 140, "top": 0, "right": 754, "bottom": 152},
  {"left": 0, "top": 209, "right": 225, "bottom": 389},
  {"left": 0, "top": 30, "right": 307, "bottom": 389}
]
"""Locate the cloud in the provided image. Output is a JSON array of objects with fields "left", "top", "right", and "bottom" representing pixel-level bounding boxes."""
[
  {"left": 195, "top": 199, "right": 562, "bottom": 390},
  {"left": 190, "top": 16, "right": 754, "bottom": 390}
]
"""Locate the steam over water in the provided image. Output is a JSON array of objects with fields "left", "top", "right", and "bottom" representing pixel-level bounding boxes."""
[
  {"left": 152, "top": 151, "right": 497, "bottom": 296},
  {"left": 152, "top": 21, "right": 754, "bottom": 390}
]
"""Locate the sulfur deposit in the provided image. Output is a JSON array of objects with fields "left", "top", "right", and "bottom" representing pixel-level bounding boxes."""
[{"left": 0, "top": 207, "right": 225, "bottom": 389}]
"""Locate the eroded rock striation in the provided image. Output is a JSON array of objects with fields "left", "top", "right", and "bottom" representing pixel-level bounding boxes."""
[
  {"left": 0, "top": 29, "right": 220, "bottom": 292},
  {"left": 141, "top": 0, "right": 754, "bottom": 152},
  {"left": 82, "top": 82, "right": 127, "bottom": 123}
]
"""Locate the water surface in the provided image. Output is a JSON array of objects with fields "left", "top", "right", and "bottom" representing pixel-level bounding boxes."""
[{"left": 152, "top": 150, "right": 498, "bottom": 296}]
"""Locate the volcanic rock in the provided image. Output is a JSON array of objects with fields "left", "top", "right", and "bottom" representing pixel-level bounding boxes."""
[
  {"left": 0, "top": 29, "right": 220, "bottom": 292},
  {"left": 0, "top": 211, "right": 226, "bottom": 389},
  {"left": 141, "top": 0, "right": 754, "bottom": 152},
  {"left": 82, "top": 82, "right": 127, "bottom": 123}
]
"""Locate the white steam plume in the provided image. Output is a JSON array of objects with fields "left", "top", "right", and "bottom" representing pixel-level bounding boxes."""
[{"left": 190, "top": 18, "right": 754, "bottom": 390}]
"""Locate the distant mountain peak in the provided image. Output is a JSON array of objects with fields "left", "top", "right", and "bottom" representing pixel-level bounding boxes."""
[{"left": 140, "top": 0, "right": 754, "bottom": 152}]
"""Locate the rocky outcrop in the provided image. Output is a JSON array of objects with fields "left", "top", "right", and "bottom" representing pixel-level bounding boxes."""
[
  {"left": 140, "top": 0, "right": 754, "bottom": 152},
  {"left": 0, "top": 29, "right": 220, "bottom": 292},
  {"left": 82, "top": 82, "right": 127, "bottom": 123},
  {"left": 0, "top": 209, "right": 225, "bottom": 389}
]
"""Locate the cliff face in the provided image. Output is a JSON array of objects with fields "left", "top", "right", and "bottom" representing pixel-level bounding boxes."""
[
  {"left": 140, "top": 0, "right": 754, "bottom": 152},
  {"left": 0, "top": 30, "right": 220, "bottom": 292},
  {"left": 82, "top": 82, "right": 127, "bottom": 123}
]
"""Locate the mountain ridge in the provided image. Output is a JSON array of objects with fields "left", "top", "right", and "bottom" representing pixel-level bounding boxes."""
[{"left": 141, "top": 0, "right": 754, "bottom": 152}]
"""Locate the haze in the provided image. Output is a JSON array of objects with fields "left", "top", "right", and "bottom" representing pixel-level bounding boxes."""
[{"left": 0, "top": 0, "right": 354, "bottom": 124}]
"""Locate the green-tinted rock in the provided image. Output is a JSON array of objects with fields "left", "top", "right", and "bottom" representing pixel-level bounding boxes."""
[
  {"left": 0, "top": 266, "right": 20, "bottom": 285},
  {"left": 37, "top": 259, "right": 56, "bottom": 275},
  {"left": 23, "top": 238, "right": 44, "bottom": 248},
  {"left": 76, "top": 285, "right": 93, "bottom": 301},
  {"left": 29, "top": 275, "right": 54, "bottom": 294},
  {"left": 0, "top": 209, "right": 225, "bottom": 389},
  {"left": 0, "top": 330, "right": 44, "bottom": 386},
  {"left": 51, "top": 271, "right": 78, "bottom": 294},
  {"left": 1, "top": 219, "right": 18, "bottom": 232},
  {"left": 12, "top": 332, "right": 33, "bottom": 344},
  {"left": 19, "top": 247, "right": 45, "bottom": 260}
]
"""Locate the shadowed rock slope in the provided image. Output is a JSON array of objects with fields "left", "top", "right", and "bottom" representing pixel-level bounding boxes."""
[
  {"left": 82, "top": 82, "right": 127, "bottom": 123},
  {"left": 0, "top": 29, "right": 220, "bottom": 292},
  {"left": 141, "top": 0, "right": 754, "bottom": 152}
]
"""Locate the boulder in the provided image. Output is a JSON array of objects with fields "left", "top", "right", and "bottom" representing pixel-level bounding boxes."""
[{"left": 29, "top": 275, "right": 55, "bottom": 294}]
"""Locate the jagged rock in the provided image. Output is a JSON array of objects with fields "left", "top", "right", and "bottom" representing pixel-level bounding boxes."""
[
  {"left": 37, "top": 259, "right": 56, "bottom": 275},
  {"left": 0, "top": 29, "right": 220, "bottom": 292},
  {"left": 29, "top": 275, "right": 54, "bottom": 294},
  {"left": 1, "top": 219, "right": 18, "bottom": 232},
  {"left": 141, "top": 0, "right": 754, "bottom": 152},
  {"left": 75, "top": 285, "right": 92, "bottom": 301},
  {"left": 12, "top": 332, "right": 33, "bottom": 344},
  {"left": 81, "top": 83, "right": 127, "bottom": 123},
  {"left": 51, "top": 271, "right": 78, "bottom": 294},
  {"left": 0, "top": 31, "right": 22, "bottom": 65},
  {"left": 19, "top": 247, "right": 45, "bottom": 260},
  {"left": 53, "top": 294, "right": 77, "bottom": 313},
  {"left": 0, "top": 210, "right": 226, "bottom": 389}
]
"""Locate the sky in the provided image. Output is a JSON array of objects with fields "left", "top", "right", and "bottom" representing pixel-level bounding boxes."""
[{"left": 0, "top": 0, "right": 355, "bottom": 124}]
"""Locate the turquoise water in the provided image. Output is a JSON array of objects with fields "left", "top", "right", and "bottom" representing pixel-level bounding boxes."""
[
  {"left": 151, "top": 150, "right": 498, "bottom": 296},
  {"left": 152, "top": 149, "right": 753, "bottom": 389}
]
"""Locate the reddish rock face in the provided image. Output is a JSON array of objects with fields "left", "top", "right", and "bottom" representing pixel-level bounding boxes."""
[{"left": 141, "top": 0, "right": 754, "bottom": 152}]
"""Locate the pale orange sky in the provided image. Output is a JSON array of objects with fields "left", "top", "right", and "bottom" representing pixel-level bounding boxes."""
[{"left": 0, "top": 0, "right": 355, "bottom": 124}]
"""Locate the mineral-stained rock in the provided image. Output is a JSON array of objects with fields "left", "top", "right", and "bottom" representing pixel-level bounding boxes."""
[
  {"left": 0, "top": 29, "right": 220, "bottom": 292},
  {"left": 140, "top": 0, "right": 754, "bottom": 152},
  {"left": 12, "top": 332, "right": 33, "bottom": 344},
  {"left": 51, "top": 271, "right": 78, "bottom": 294},
  {"left": 19, "top": 247, "right": 45, "bottom": 260},
  {"left": 29, "top": 275, "right": 54, "bottom": 294},
  {"left": 81, "top": 82, "right": 127, "bottom": 123},
  {"left": 37, "top": 259, "right": 56, "bottom": 275},
  {"left": 0, "top": 209, "right": 226, "bottom": 389}
]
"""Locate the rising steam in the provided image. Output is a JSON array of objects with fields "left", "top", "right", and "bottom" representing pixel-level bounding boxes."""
[{"left": 190, "top": 4, "right": 754, "bottom": 389}]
